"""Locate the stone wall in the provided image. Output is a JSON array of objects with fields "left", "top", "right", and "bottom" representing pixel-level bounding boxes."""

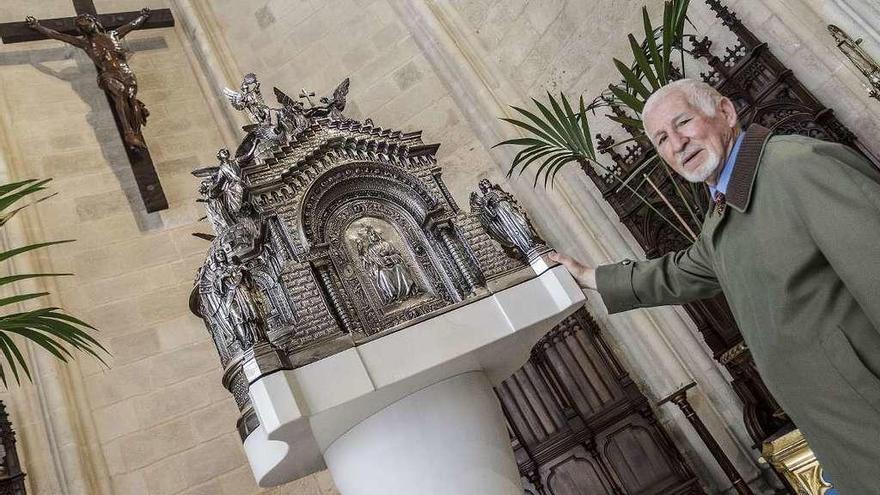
[
  {"left": 204, "top": 0, "right": 508, "bottom": 206},
  {"left": 0, "top": 0, "right": 335, "bottom": 492},
  {"left": 729, "top": 0, "right": 880, "bottom": 151},
  {"left": 0, "top": 0, "right": 877, "bottom": 494}
]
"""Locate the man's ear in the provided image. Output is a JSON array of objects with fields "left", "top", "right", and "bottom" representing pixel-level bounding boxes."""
[{"left": 718, "top": 97, "right": 738, "bottom": 127}]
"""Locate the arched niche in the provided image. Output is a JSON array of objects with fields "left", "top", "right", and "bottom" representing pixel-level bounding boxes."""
[
  {"left": 299, "top": 161, "right": 438, "bottom": 246},
  {"left": 299, "top": 162, "right": 472, "bottom": 337}
]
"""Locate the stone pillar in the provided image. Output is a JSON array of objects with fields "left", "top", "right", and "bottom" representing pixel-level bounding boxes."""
[
  {"left": 323, "top": 372, "right": 522, "bottom": 495},
  {"left": 831, "top": 0, "right": 880, "bottom": 50},
  {"left": 434, "top": 221, "right": 481, "bottom": 294},
  {"left": 313, "top": 259, "right": 358, "bottom": 335}
]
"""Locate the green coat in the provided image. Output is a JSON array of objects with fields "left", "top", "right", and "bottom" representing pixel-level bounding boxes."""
[{"left": 596, "top": 125, "right": 880, "bottom": 494}]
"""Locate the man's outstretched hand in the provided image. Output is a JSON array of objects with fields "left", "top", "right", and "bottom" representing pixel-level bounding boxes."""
[{"left": 549, "top": 252, "right": 597, "bottom": 290}]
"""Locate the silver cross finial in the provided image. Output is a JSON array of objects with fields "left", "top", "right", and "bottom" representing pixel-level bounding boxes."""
[{"left": 299, "top": 89, "right": 316, "bottom": 107}]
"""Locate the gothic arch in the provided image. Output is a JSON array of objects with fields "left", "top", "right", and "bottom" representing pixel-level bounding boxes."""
[{"left": 299, "top": 161, "right": 440, "bottom": 247}]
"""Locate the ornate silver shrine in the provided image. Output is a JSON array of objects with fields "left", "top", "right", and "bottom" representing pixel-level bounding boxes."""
[{"left": 189, "top": 74, "right": 551, "bottom": 440}]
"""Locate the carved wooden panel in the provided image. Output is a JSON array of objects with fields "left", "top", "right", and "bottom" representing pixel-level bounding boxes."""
[
  {"left": 544, "top": 449, "right": 613, "bottom": 495},
  {"left": 498, "top": 308, "right": 704, "bottom": 494}
]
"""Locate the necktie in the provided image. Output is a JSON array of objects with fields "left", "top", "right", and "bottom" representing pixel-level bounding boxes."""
[{"left": 713, "top": 191, "right": 726, "bottom": 215}]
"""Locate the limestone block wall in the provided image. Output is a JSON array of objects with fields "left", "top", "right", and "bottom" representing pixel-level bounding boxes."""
[
  {"left": 0, "top": 0, "right": 337, "bottom": 492},
  {"left": 723, "top": 0, "right": 880, "bottom": 153},
  {"left": 203, "top": 0, "right": 508, "bottom": 207}
]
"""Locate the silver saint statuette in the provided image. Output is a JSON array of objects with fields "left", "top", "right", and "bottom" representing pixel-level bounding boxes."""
[
  {"left": 470, "top": 179, "right": 548, "bottom": 261},
  {"left": 193, "top": 148, "right": 248, "bottom": 231},
  {"left": 211, "top": 250, "right": 266, "bottom": 349}
]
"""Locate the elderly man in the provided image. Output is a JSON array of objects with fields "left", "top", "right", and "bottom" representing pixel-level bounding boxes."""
[{"left": 551, "top": 79, "right": 880, "bottom": 494}]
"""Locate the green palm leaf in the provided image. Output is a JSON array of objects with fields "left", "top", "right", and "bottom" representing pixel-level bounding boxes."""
[
  {"left": 559, "top": 93, "right": 591, "bottom": 156},
  {"left": 508, "top": 145, "right": 549, "bottom": 178},
  {"left": 531, "top": 98, "right": 571, "bottom": 147},
  {"left": 494, "top": 0, "right": 699, "bottom": 241},
  {"left": 0, "top": 179, "right": 107, "bottom": 387},
  {"left": 643, "top": 7, "right": 664, "bottom": 82},
  {"left": 609, "top": 85, "right": 645, "bottom": 114},
  {"left": 604, "top": 0, "right": 692, "bottom": 131},
  {"left": 547, "top": 93, "right": 584, "bottom": 154},
  {"left": 578, "top": 96, "right": 595, "bottom": 156},
  {"left": 607, "top": 114, "right": 645, "bottom": 130},
  {"left": 628, "top": 34, "right": 661, "bottom": 91},
  {"left": 512, "top": 148, "right": 562, "bottom": 178},
  {"left": 497, "top": 92, "right": 597, "bottom": 184},
  {"left": 0, "top": 240, "right": 74, "bottom": 264},
  {"left": 613, "top": 58, "right": 652, "bottom": 101}
]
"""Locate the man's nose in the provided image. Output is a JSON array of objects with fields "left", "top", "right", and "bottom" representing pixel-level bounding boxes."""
[{"left": 669, "top": 131, "right": 688, "bottom": 152}]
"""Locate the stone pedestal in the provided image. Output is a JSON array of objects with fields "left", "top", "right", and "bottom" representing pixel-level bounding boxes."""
[
  {"left": 325, "top": 371, "right": 521, "bottom": 495},
  {"left": 242, "top": 263, "right": 585, "bottom": 492}
]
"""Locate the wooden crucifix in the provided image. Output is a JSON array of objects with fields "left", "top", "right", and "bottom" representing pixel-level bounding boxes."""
[{"left": 0, "top": 0, "right": 175, "bottom": 212}]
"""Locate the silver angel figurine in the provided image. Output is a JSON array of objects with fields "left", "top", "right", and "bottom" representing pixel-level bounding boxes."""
[
  {"left": 303, "top": 78, "right": 350, "bottom": 121},
  {"left": 193, "top": 148, "right": 248, "bottom": 230},
  {"left": 223, "top": 73, "right": 271, "bottom": 125},
  {"left": 470, "top": 179, "right": 546, "bottom": 260},
  {"left": 318, "top": 77, "right": 350, "bottom": 121},
  {"left": 224, "top": 73, "right": 288, "bottom": 161},
  {"left": 357, "top": 226, "right": 419, "bottom": 304}
]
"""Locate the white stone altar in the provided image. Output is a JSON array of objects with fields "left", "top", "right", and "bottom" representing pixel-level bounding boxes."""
[{"left": 246, "top": 259, "right": 583, "bottom": 494}]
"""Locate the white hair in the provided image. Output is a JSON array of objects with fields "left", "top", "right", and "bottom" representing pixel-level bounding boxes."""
[{"left": 642, "top": 79, "right": 724, "bottom": 121}]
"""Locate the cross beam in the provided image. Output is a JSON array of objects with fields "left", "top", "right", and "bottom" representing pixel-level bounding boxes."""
[
  {"left": 0, "top": 10, "right": 174, "bottom": 44},
  {"left": 0, "top": 1, "right": 175, "bottom": 213}
]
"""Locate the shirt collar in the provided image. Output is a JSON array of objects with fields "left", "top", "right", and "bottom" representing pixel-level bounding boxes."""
[{"left": 708, "top": 130, "right": 746, "bottom": 198}]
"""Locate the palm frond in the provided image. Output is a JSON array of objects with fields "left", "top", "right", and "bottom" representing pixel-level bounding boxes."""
[
  {"left": 604, "top": 0, "right": 692, "bottom": 130},
  {"left": 495, "top": 0, "right": 701, "bottom": 243},
  {"left": 496, "top": 93, "right": 597, "bottom": 187},
  {"left": 496, "top": 92, "right": 701, "bottom": 241},
  {"left": 0, "top": 179, "right": 107, "bottom": 386}
]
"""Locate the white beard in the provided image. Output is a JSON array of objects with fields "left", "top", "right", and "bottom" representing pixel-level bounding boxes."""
[{"left": 679, "top": 149, "right": 721, "bottom": 183}]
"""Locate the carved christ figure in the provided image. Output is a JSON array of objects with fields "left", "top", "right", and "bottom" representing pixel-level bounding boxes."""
[{"left": 26, "top": 9, "right": 152, "bottom": 149}]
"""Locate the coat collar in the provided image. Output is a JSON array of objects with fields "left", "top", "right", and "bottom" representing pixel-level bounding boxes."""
[{"left": 725, "top": 124, "right": 773, "bottom": 212}]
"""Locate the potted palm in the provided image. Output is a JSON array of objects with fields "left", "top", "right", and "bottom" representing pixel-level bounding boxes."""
[{"left": 497, "top": 0, "right": 702, "bottom": 241}]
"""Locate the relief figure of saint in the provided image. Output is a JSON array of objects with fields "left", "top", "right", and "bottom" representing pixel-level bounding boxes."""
[{"left": 356, "top": 226, "right": 419, "bottom": 304}]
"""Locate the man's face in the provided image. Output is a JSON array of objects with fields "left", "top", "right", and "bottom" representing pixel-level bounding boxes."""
[{"left": 644, "top": 91, "right": 738, "bottom": 184}]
